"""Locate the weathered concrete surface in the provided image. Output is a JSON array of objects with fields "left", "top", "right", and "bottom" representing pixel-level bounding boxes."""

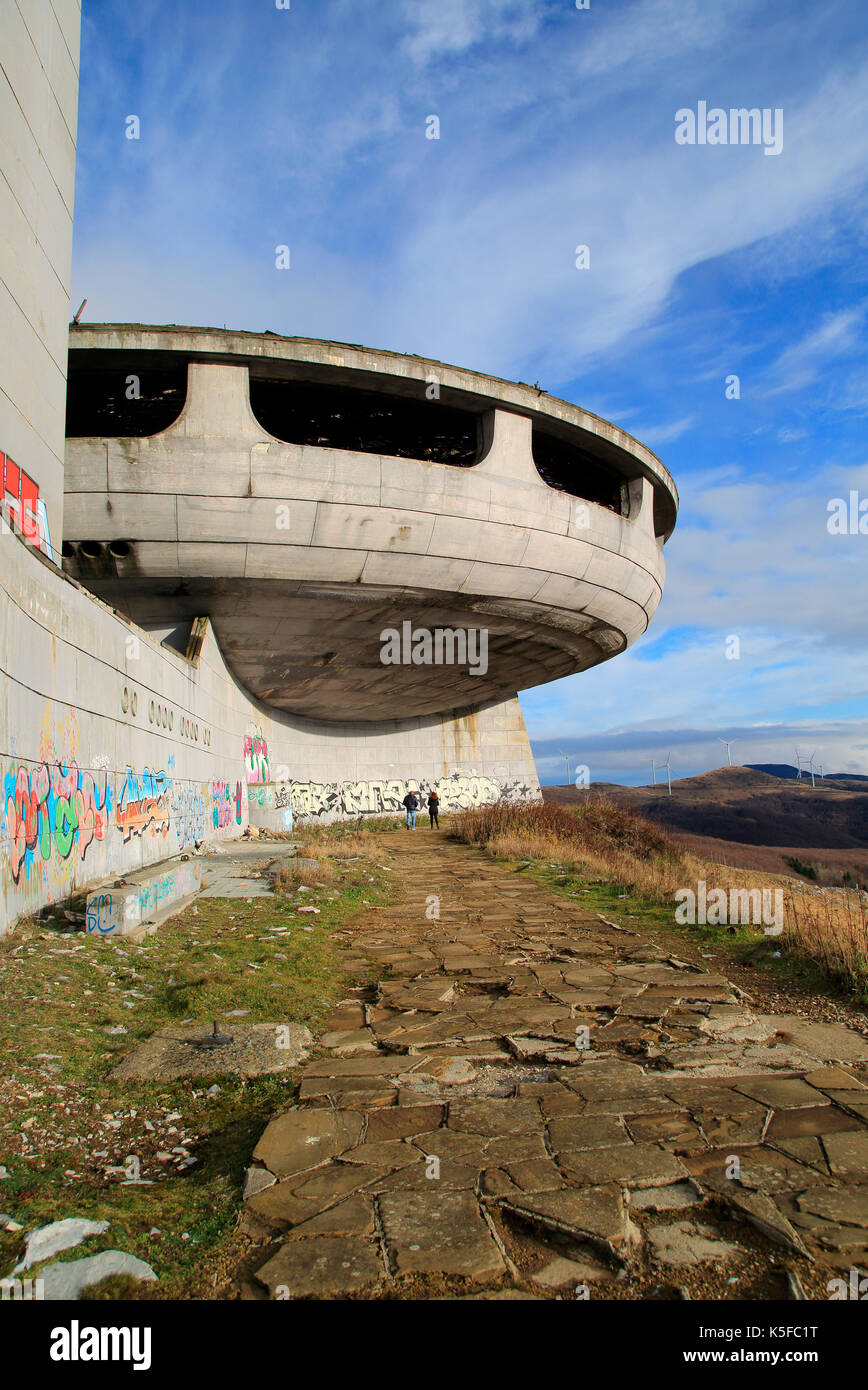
[
  {"left": 0, "top": 0, "right": 80, "bottom": 564},
  {"left": 85, "top": 858, "right": 201, "bottom": 938},
  {"left": 64, "top": 332, "right": 676, "bottom": 721},
  {"left": 112, "top": 1022, "right": 313, "bottom": 1081},
  {"left": 239, "top": 831, "right": 868, "bottom": 1300}
]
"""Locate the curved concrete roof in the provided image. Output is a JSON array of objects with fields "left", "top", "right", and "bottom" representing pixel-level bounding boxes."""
[{"left": 69, "top": 323, "right": 678, "bottom": 537}]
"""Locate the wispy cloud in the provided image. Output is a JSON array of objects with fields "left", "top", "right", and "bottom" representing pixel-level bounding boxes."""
[{"left": 763, "top": 307, "right": 866, "bottom": 397}]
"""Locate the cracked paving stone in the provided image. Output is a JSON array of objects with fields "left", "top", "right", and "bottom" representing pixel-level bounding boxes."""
[
  {"left": 723, "top": 1190, "right": 811, "bottom": 1257},
  {"left": 253, "top": 1108, "right": 364, "bottom": 1178},
  {"left": 822, "top": 1130, "right": 868, "bottom": 1178},
  {"left": 499, "top": 1185, "right": 634, "bottom": 1255},
  {"left": 766, "top": 1105, "right": 861, "bottom": 1140},
  {"left": 504, "top": 1158, "right": 566, "bottom": 1192},
  {"left": 484, "top": 1133, "right": 549, "bottom": 1165},
  {"left": 804, "top": 1067, "right": 868, "bottom": 1094},
  {"left": 546, "top": 1115, "right": 631, "bottom": 1152},
  {"left": 255, "top": 1236, "right": 384, "bottom": 1298},
  {"left": 364, "top": 1104, "right": 445, "bottom": 1141},
  {"left": 796, "top": 1186, "right": 868, "bottom": 1227},
  {"left": 625, "top": 1113, "right": 706, "bottom": 1147},
  {"left": 559, "top": 1143, "right": 689, "bottom": 1189},
  {"left": 291, "top": 1162, "right": 390, "bottom": 1202},
  {"left": 735, "top": 1077, "right": 831, "bottom": 1110},
  {"left": 375, "top": 1160, "right": 480, "bottom": 1192},
  {"left": 339, "top": 1140, "right": 421, "bottom": 1169},
  {"left": 770, "top": 1136, "right": 830, "bottom": 1172},
  {"left": 287, "top": 1195, "right": 376, "bottom": 1239},
  {"left": 319, "top": 1028, "right": 378, "bottom": 1054},
  {"left": 696, "top": 1111, "right": 768, "bottom": 1147},
  {"left": 378, "top": 1190, "right": 506, "bottom": 1280},
  {"left": 448, "top": 1098, "right": 541, "bottom": 1136},
  {"left": 409, "top": 1128, "right": 489, "bottom": 1165}
]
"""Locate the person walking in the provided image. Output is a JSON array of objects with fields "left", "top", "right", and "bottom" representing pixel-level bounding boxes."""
[
  {"left": 402, "top": 788, "right": 419, "bottom": 829},
  {"left": 427, "top": 788, "right": 440, "bottom": 828}
]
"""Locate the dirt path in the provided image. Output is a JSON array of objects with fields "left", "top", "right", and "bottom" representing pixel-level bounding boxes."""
[{"left": 237, "top": 829, "right": 868, "bottom": 1300}]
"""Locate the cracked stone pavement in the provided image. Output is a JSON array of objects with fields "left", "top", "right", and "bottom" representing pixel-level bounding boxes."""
[{"left": 238, "top": 831, "right": 868, "bottom": 1299}]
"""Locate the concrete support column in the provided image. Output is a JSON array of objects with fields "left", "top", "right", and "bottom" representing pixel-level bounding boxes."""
[
  {"left": 168, "top": 364, "right": 263, "bottom": 441},
  {"left": 477, "top": 409, "right": 538, "bottom": 484}
]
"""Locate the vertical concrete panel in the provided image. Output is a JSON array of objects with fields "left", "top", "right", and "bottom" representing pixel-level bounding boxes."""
[{"left": 0, "top": 0, "right": 81, "bottom": 562}]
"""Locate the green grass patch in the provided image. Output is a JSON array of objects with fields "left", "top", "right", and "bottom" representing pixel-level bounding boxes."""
[{"left": 0, "top": 855, "right": 394, "bottom": 1298}]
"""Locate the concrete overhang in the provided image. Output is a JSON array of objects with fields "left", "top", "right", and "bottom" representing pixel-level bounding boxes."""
[
  {"left": 68, "top": 324, "right": 678, "bottom": 539},
  {"left": 63, "top": 326, "right": 677, "bottom": 723}
]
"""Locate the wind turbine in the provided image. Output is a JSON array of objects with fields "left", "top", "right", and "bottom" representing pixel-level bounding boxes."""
[
  {"left": 664, "top": 752, "right": 672, "bottom": 797},
  {"left": 794, "top": 746, "right": 802, "bottom": 779},
  {"left": 650, "top": 757, "right": 657, "bottom": 787},
  {"left": 718, "top": 738, "right": 735, "bottom": 767},
  {"left": 807, "top": 751, "right": 817, "bottom": 788},
  {"left": 559, "top": 751, "right": 571, "bottom": 786}
]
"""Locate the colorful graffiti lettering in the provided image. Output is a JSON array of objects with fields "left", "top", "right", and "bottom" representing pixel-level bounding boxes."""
[
  {"left": 173, "top": 783, "right": 207, "bottom": 849},
  {"left": 116, "top": 767, "right": 172, "bottom": 843},
  {"left": 211, "top": 779, "right": 243, "bottom": 829},
  {"left": 2, "top": 449, "right": 54, "bottom": 560},
  {"left": 243, "top": 733, "right": 270, "bottom": 785},
  {"left": 3, "top": 761, "right": 112, "bottom": 884}
]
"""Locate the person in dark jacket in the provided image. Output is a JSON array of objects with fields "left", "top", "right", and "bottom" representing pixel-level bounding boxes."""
[
  {"left": 427, "top": 789, "right": 440, "bottom": 828},
  {"left": 402, "top": 789, "right": 419, "bottom": 829}
]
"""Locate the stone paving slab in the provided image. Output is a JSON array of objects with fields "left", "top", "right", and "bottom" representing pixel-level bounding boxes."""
[{"left": 239, "top": 832, "right": 868, "bottom": 1299}]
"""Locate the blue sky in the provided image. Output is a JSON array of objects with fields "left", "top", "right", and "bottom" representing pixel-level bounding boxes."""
[{"left": 71, "top": 0, "right": 868, "bottom": 785}]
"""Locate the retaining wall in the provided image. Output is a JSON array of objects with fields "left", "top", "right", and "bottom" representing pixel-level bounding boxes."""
[{"left": 0, "top": 529, "right": 540, "bottom": 933}]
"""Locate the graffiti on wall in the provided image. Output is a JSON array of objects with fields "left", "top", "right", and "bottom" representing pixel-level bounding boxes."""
[
  {"left": 211, "top": 779, "right": 243, "bottom": 829},
  {"left": 250, "top": 772, "right": 536, "bottom": 822},
  {"left": 116, "top": 767, "right": 172, "bottom": 843},
  {"left": 3, "top": 762, "right": 112, "bottom": 884},
  {"left": 173, "top": 783, "right": 208, "bottom": 849},
  {"left": 2, "top": 449, "right": 54, "bottom": 560},
  {"left": 243, "top": 733, "right": 270, "bottom": 785},
  {"left": 86, "top": 892, "right": 113, "bottom": 935}
]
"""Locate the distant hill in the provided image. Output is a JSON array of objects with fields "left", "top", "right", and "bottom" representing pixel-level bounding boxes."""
[
  {"left": 747, "top": 763, "right": 868, "bottom": 783},
  {"left": 544, "top": 764, "right": 868, "bottom": 850}
]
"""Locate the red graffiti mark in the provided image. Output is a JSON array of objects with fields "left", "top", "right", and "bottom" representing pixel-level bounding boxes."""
[{"left": 2, "top": 449, "right": 41, "bottom": 546}]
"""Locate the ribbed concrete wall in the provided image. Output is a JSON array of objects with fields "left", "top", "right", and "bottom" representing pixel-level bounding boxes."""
[
  {"left": 0, "top": 0, "right": 80, "bottom": 561},
  {"left": 1, "top": 527, "right": 540, "bottom": 933}
]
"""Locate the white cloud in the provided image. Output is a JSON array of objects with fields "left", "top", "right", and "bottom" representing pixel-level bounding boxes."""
[
  {"left": 400, "top": 0, "right": 543, "bottom": 65},
  {"left": 763, "top": 307, "right": 866, "bottom": 396},
  {"left": 633, "top": 415, "right": 696, "bottom": 445}
]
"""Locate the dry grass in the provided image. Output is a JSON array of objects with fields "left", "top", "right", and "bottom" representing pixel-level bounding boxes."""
[
  {"left": 275, "top": 857, "right": 337, "bottom": 891},
  {"left": 456, "top": 799, "right": 868, "bottom": 997}
]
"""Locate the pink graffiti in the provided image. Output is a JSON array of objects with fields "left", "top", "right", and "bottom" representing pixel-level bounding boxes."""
[
  {"left": 243, "top": 735, "right": 270, "bottom": 785},
  {"left": 211, "top": 779, "right": 243, "bottom": 829}
]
